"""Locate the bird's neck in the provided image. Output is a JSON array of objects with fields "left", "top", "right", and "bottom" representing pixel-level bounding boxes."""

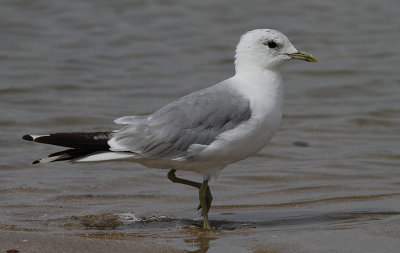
[
  {"left": 234, "top": 52, "right": 281, "bottom": 74},
  {"left": 232, "top": 68, "right": 284, "bottom": 118},
  {"left": 234, "top": 67, "right": 283, "bottom": 91}
]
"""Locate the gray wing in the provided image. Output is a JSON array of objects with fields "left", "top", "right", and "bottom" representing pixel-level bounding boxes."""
[{"left": 109, "top": 82, "right": 251, "bottom": 160}]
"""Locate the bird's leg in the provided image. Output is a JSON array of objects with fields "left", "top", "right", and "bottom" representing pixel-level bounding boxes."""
[
  {"left": 167, "top": 169, "right": 213, "bottom": 229},
  {"left": 197, "top": 182, "right": 212, "bottom": 213},
  {"left": 199, "top": 179, "right": 212, "bottom": 229},
  {"left": 167, "top": 169, "right": 202, "bottom": 188}
]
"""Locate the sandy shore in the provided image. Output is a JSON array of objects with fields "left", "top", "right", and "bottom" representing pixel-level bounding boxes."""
[
  {"left": 2, "top": 214, "right": 400, "bottom": 253},
  {"left": 0, "top": 230, "right": 181, "bottom": 253}
]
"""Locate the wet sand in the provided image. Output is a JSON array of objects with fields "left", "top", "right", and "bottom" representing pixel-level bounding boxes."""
[
  {"left": 1, "top": 162, "right": 400, "bottom": 252},
  {"left": 1, "top": 207, "right": 400, "bottom": 253},
  {"left": 0, "top": 230, "right": 180, "bottom": 253}
]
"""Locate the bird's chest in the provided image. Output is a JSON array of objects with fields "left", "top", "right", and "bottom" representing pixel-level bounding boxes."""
[
  {"left": 234, "top": 94, "right": 283, "bottom": 155},
  {"left": 203, "top": 80, "right": 284, "bottom": 162},
  {"left": 240, "top": 78, "right": 284, "bottom": 135}
]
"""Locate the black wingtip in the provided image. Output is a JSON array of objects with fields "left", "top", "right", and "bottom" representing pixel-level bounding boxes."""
[
  {"left": 32, "top": 160, "right": 40, "bottom": 164},
  {"left": 22, "top": 135, "right": 34, "bottom": 141}
]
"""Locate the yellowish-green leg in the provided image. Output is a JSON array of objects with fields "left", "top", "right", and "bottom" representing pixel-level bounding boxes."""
[
  {"left": 199, "top": 179, "right": 212, "bottom": 229},
  {"left": 167, "top": 169, "right": 213, "bottom": 229}
]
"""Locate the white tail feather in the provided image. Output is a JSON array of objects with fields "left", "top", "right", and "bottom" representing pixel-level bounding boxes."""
[
  {"left": 34, "top": 154, "right": 70, "bottom": 164},
  {"left": 74, "top": 152, "right": 136, "bottom": 163}
]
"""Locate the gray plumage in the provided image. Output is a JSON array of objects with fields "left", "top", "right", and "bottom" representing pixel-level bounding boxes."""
[{"left": 110, "top": 81, "right": 251, "bottom": 160}]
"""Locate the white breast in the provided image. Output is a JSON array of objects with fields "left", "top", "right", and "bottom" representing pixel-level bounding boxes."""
[{"left": 199, "top": 70, "right": 284, "bottom": 164}]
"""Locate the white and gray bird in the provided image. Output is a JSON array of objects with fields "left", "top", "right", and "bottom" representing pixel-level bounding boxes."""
[{"left": 23, "top": 29, "right": 317, "bottom": 229}]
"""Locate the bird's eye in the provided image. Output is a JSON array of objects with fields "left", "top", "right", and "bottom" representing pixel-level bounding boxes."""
[{"left": 264, "top": 40, "right": 278, "bottom": 49}]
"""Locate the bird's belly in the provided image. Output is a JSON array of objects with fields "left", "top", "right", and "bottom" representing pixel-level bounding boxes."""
[{"left": 199, "top": 113, "right": 281, "bottom": 164}]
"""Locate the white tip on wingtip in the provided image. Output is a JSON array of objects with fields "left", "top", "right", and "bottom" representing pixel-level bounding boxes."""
[
  {"left": 31, "top": 135, "right": 49, "bottom": 140},
  {"left": 23, "top": 134, "right": 50, "bottom": 142}
]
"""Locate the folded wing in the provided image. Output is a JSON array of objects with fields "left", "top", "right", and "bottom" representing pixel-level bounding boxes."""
[{"left": 109, "top": 82, "right": 252, "bottom": 160}]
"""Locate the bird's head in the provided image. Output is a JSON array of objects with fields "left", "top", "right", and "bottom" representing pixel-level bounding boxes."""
[{"left": 235, "top": 29, "right": 317, "bottom": 73}]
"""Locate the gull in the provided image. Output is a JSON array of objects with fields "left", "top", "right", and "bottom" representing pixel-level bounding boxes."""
[{"left": 22, "top": 29, "right": 317, "bottom": 229}]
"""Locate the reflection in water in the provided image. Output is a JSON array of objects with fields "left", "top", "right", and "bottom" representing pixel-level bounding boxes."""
[
  {"left": 184, "top": 235, "right": 216, "bottom": 253},
  {"left": 39, "top": 210, "right": 400, "bottom": 233},
  {"left": 180, "top": 211, "right": 400, "bottom": 252},
  {"left": 68, "top": 211, "right": 400, "bottom": 253}
]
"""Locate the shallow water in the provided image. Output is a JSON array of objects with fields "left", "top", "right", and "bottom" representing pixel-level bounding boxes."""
[{"left": 1, "top": 0, "right": 400, "bottom": 252}]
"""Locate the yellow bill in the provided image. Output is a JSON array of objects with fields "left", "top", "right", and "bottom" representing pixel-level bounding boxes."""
[{"left": 288, "top": 50, "right": 318, "bottom": 62}]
